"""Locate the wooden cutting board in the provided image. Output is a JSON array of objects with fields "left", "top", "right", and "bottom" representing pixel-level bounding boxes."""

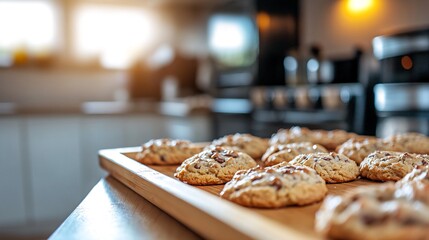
[{"left": 99, "top": 147, "right": 379, "bottom": 240}]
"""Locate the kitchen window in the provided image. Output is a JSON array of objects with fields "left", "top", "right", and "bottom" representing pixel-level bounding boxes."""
[
  {"left": 73, "top": 4, "right": 155, "bottom": 69},
  {"left": 0, "top": 0, "right": 59, "bottom": 66}
]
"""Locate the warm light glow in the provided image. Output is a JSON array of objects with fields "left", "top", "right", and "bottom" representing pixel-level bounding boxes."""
[
  {"left": 401, "top": 56, "right": 413, "bottom": 70},
  {"left": 347, "top": 0, "right": 373, "bottom": 12},
  {"left": 257, "top": 12, "right": 270, "bottom": 31},
  {"left": 0, "top": 0, "right": 56, "bottom": 52},
  {"left": 337, "top": 0, "right": 379, "bottom": 32},
  {"left": 74, "top": 5, "right": 154, "bottom": 69}
]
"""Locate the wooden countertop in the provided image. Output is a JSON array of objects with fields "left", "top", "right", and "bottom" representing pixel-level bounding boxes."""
[{"left": 49, "top": 176, "right": 202, "bottom": 240}]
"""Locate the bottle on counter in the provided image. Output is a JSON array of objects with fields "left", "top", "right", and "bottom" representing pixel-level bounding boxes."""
[
  {"left": 283, "top": 50, "right": 299, "bottom": 86},
  {"left": 306, "top": 45, "right": 322, "bottom": 85}
]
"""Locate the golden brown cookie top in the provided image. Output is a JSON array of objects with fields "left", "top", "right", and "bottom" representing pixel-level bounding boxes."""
[
  {"left": 316, "top": 178, "right": 429, "bottom": 240},
  {"left": 359, "top": 151, "right": 429, "bottom": 182},
  {"left": 269, "top": 126, "right": 355, "bottom": 150},
  {"left": 384, "top": 133, "right": 429, "bottom": 154},
  {"left": 288, "top": 152, "right": 360, "bottom": 183},
  {"left": 220, "top": 163, "right": 327, "bottom": 208},
  {"left": 206, "top": 133, "right": 269, "bottom": 159},
  {"left": 262, "top": 142, "right": 328, "bottom": 161},
  {"left": 174, "top": 146, "right": 257, "bottom": 185},
  {"left": 136, "top": 138, "right": 203, "bottom": 165}
]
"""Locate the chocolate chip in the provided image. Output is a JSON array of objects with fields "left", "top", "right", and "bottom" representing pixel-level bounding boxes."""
[
  {"left": 222, "top": 149, "right": 239, "bottom": 158},
  {"left": 211, "top": 153, "right": 226, "bottom": 163},
  {"left": 194, "top": 164, "right": 201, "bottom": 169},
  {"left": 351, "top": 195, "right": 360, "bottom": 202},
  {"left": 271, "top": 178, "right": 282, "bottom": 190},
  {"left": 361, "top": 215, "right": 377, "bottom": 225},
  {"left": 214, "top": 156, "right": 225, "bottom": 163},
  {"left": 376, "top": 195, "right": 387, "bottom": 202},
  {"left": 160, "top": 155, "right": 166, "bottom": 162},
  {"left": 422, "top": 161, "right": 428, "bottom": 166},
  {"left": 402, "top": 218, "right": 418, "bottom": 225},
  {"left": 361, "top": 215, "right": 389, "bottom": 225}
]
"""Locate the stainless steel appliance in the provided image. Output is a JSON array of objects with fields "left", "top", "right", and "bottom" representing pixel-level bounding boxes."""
[
  {"left": 251, "top": 83, "right": 365, "bottom": 137},
  {"left": 374, "top": 83, "right": 429, "bottom": 137},
  {"left": 373, "top": 28, "right": 429, "bottom": 137}
]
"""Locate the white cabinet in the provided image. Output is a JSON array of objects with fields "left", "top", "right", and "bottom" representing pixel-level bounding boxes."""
[
  {"left": 164, "top": 115, "right": 212, "bottom": 142},
  {"left": 79, "top": 114, "right": 171, "bottom": 196},
  {"left": 0, "top": 117, "right": 27, "bottom": 226},
  {"left": 80, "top": 116, "right": 125, "bottom": 195},
  {"left": 26, "top": 116, "right": 82, "bottom": 222},
  {"left": 123, "top": 114, "right": 168, "bottom": 146},
  {"left": 0, "top": 112, "right": 212, "bottom": 228}
]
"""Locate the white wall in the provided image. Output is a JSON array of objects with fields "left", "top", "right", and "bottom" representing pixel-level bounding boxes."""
[{"left": 301, "top": 0, "right": 429, "bottom": 57}]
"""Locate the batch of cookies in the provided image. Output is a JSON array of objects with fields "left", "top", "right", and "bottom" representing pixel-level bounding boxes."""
[{"left": 135, "top": 126, "right": 429, "bottom": 240}]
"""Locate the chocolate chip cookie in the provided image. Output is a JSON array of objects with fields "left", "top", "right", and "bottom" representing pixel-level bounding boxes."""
[
  {"left": 269, "top": 126, "right": 356, "bottom": 150},
  {"left": 261, "top": 142, "right": 328, "bottom": 166},
  {"left": 288, "top": 152, "right": 360, "bottom": 183},
  {"left": 316, "top": 167, "right": 429, "bottom": 240},
  {"left": 220, "top": 164, "right": 327, "bottom": 208},
  {"left": 174, "top": 146, "right": 257, "bottom": 185},
  {"left": 360, "top": 151, "right": 429, "bottom": 181},
  {"left": 206, "top": 133, "right": 269, "bottom": 159},
  {"left": 384, "top": 132, "right": 429, "bottom": 154},
  {"left": 136, "top": 139, "right": 204, "bottom": 165}
]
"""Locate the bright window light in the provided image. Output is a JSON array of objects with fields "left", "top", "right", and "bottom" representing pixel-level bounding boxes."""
[
  {"left": 74, "top": 5, "right": 154, "bottom": 69},
  {"left": 0, "top": 0, "right": 56, "bottom": 52},
  {"left": 208, "top": 14, "right": 258, "bottom": 68},
  {"left": 210, "top": 21, "right": 245, "bottom": 51}
]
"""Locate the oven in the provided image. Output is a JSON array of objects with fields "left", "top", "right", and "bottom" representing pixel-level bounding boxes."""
[{"left": 373, "top": 28, "right": 429, "bottom": 137}]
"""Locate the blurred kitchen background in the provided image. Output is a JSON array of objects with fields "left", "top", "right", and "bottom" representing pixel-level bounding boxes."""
[{"left": 1, "top": 0, "right": 429, "bottom": 238}]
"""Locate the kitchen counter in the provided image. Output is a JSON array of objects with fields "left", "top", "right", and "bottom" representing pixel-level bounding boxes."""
[
  {"left": 50, "top": 176, "right": 202, "bottom": 240},
  {"left": 0, "top": 98, "right": 212, "bottom": 117}
]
